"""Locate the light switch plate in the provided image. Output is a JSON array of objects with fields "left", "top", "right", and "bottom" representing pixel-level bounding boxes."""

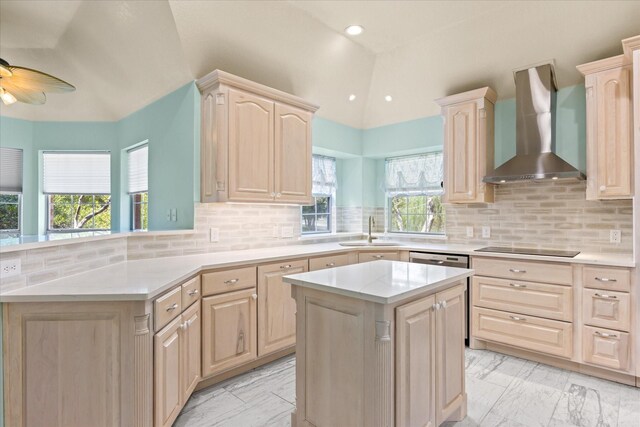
[
  {"left": 466, "top": 226, "right": 474, "bottom": 237},
  {"left": 482, "top": 226, "right": 491, "bottom": 238},
  {"left": 610, "top": 229, "right": 621, "bottom": 244},
  {"left": 209, "top": 228, "right": 219, "bottom": 243},
  {"left": 0, "top": 258, "right": 21, "bottom": 279},
  {"left": 170, "top": 208, "right": 177, "bottom": 222},
  {"left": 281, "top": 225, "right": 294, "bottom": 238}
]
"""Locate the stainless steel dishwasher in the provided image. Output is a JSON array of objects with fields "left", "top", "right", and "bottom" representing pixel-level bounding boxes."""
[{"left": 409, "top": 252, "right": 470, "bottom": 345}]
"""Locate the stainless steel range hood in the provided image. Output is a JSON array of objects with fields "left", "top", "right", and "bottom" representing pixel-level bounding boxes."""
[{"left": 483, "top": 62, "right": 585, "bottom": 183}]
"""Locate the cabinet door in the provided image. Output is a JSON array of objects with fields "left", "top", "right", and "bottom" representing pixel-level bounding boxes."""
[
  {"left": 274, "top": 103, "right": 313, "bottom": 204},
  {"left": 583, "top": 326, "right": 630, "bottom": 371},
  {"left": 181, "top": 301, "right": 201, "bottom": 402},
  {"left": 154, "top": 317, "right": 182, "bottom": 427},
  {"left": 396, "top": 294, "right": 437, "bottom": 427},
  {"left": 202, "top": 288, "right": 257, "bottom": 377},
  {"left": 445, "top": 102, "right": 477, "bottom": 202},
  {"left": 258, "top": 259, "right": 308, "bottom": 356},
  {"left": 228, "top": 88, "right": 275, "bottom": 202},
  {"left": 594, "top": 66, "right": 633, "bottom": 199},
  {"left": 436, "top": 284, "right": 466, "bottom": 425}
]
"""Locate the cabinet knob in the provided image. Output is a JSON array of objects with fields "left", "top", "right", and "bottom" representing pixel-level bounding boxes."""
[
  {"left": 440, "top": 300, "right": 447, "bottom": 308},
  {"left": 432, "top": 302, "right": 441, "bottom": 310},
  {"left": 271, "top": 192, "right": 276, "bottom": 198},
  {"left": 599, "top": 185, "right": 606, "bottom": 192},
  {"left": 276, "top": 193, "right": 282, "bottom": 198},
  {"left": 251, "top": 293, "right": 258, "bottom": 300}
]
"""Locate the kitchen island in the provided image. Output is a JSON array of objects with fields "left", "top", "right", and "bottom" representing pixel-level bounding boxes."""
[{"left": 284, "top": 260, "right": 474, "bottom": 427}]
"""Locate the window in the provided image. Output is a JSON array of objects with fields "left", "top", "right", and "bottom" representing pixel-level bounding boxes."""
[
  {"left": 0, "top": 147, "right": 23, "bottom": 236},
  {"left": 385, "top": 152, "right": 445, "bottom": 234},
  {"left": 43, "top": 151, "right": 111, "bottom": 232},
  {"left": 301, "top": 155, "right": 336, "bottom": 234},
  {"left": 128, "top": 144, "right": 148, "bottom": 231}
]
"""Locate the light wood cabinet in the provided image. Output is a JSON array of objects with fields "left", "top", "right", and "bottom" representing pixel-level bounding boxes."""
[
  {"left": 274, "top": 103, "right": 313, "bottom": 203},
  {"left": 396, "top": 284, "right": 466, "bottom": 427},
  {"left": 583, "top": 289, "right": 630, "bottom": 332},
  {"left": 309, "top": 252, "right": 353, "bottom": 271},
  {"left": 202, "top": 288, "right": 257, "bottom": 377},
  {"left": 436, "top": 87, "right": 496, "bottom": 203},
  {"left": 472, "top": 257, "right": 572, "bottom": 285},
  {"left": 358, "top": 251, "right": 400, "bottom": 263},
  {"left": 202, "top": 266, "right": 257, "bottom": 296},
  {"left": 197, "top": 70, "right": 318, "bottom": 204},
  {"left": 154, "top": 316, "right": 183, "bottom": 427},
  {"left": 583, "top": 326, "right": 630, "bottom": 371},
  {"left": 154, "top": 286, "right": 182, "bottom": 332},
  {"left": 181, "top": 301, "right": 201, "bottom": 402},
  {"left": 578, "top": 56, "right": 634, "bottom": 200},
  {"left": 257, "top": 259, "right": 307, "bottom": 356}
]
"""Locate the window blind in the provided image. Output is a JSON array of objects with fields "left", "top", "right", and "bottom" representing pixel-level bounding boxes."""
[
  {"left": 0, "top": 147, "right": 23, "bottom": 193},
  {"left": 43, "top": 151, "right": 111, "bottom": 194},
  {"left": 385, "top": 152, "right": 443, "bottom": 196},
  {"left": 312, "top": 155, "right": 337, "bottom": 196},
  {"left": 128, "top": 145, "right": 148, "bottom": 193}
]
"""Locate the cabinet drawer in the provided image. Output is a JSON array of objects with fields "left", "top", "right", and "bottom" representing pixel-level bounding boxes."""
[
  {"left": 583, "top": 326, "right": 630, "bottom": 372},
  {"left": 583, "top": 267, "right": 630, "bottom": 292},
  {"left": 309, "top": 253, "right": 351, "bottom": 271},
  {"left": 202, "top": 266, "right": 257, "bottom": 296},
  {"left": 155, "top": 286, "right": 182, "bottom": 332},
  {"left": 181, "top": 276, "right": 201, "bottom": 309},
  {"left": 471, "top": 276, "right": 572, "bottom": 321},
  {"left": 472, "top": 307, "right": 573, "bottom": 358},
  {"left": 472, "top": 257, "right": 572, "bottom": 285},
  {"left": 358, "top": 251, "right": 400, "bottom": 263},
  {"left": 582, "top": 289, "right": 630, "bottom": 332}
]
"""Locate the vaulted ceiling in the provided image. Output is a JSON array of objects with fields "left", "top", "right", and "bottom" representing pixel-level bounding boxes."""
[{"left": 1, "top": 0, "right": 638, "bottom": 128}]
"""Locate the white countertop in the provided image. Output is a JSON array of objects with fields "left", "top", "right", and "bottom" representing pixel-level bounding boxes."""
[
  {"left": 0, "top": 241, "right": 634, "bottom": 303},
  {"left": 283, "top": 260, "right": 474, "bottom": 304}
]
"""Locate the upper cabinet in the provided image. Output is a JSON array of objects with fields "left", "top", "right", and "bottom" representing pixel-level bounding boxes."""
[
  {"left": 436, "top": 87, "right": 496, "bottom": 204},
  {"left": 197, "top": 70, "right": 318, "bottom": 204},
  {"left": 578, "top": 56, "right": 634, "bottom": 200}
]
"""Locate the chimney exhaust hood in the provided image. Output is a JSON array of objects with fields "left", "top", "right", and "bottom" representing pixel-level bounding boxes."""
[{"left": 483, "top": 62, "right": 585, "bottom": 184}]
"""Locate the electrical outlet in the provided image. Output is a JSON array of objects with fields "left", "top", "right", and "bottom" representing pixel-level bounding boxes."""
[
  {"left": 482, "top": 226, "right": 491, "bottom": 238},
  {"left": 466, "top": 226, "right": 474, "bottom": 238},
  {"left": 170, "top": 208, "right": 177, "bottom": 222},
  {"left": 209, "top": 228, "right": 219, "bottom": 243},
  {"left": 281, "top": 225, "right": 294, "bottom": 238},
  {"left": 0, "top": 258, "right": 21, "bottom": 279},
  {"left": 610, "top": 229, "right": 621, "bottom": 244}
]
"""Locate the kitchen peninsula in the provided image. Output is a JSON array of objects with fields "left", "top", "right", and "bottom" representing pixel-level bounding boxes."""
[{"left": 284, "top": 260, "right": 474, "bottom": 427}]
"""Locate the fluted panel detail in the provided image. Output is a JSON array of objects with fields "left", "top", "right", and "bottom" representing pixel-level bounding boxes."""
[{"left": 374, "top": 338, "right": 393, "bottom": 426}]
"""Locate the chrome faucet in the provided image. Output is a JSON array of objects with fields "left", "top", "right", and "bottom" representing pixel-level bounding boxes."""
[{"left": 367, "top": 216, "right": 377, "bottom": 244}]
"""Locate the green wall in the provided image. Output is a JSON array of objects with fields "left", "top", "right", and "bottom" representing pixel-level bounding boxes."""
[{"left": 0, "top": 82, "right": 199, "bottom": 234}]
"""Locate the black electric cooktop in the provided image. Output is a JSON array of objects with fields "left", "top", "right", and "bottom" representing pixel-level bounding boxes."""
[{"left": 475, "top": 246, "right": 580, "bottom": 258}]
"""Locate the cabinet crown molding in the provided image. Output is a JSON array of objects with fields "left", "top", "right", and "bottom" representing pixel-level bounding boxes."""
[
  {"left": 196, "top": 69, "right": 319, "bottom": 112},
  {"left": 622, "top": 35, "right": 640, "bottom": 61},
  {"left": 577, "top": 54, "right": 629, "bottom": 76},
  {"left": 435, "top": 86, "right": 497, "bottom": 107}
]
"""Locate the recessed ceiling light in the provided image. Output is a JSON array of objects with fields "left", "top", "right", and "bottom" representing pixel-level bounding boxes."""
[
  {"left": 349, "top": 94, "right": 356, "bottom": 101},
  {"left": 384, "top": 95, "right": 393, "bottom": 102},
  {"left": 345, "top": 25, "right": 364, "bottom": 36}
]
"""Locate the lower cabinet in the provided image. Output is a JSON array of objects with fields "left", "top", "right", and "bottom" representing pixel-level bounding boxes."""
[
  {"left": 154, "top": 301, "right": 201, "bottom": 427},
  {"left": 358, "top": 251, "right": 400, "bottom": 263},
  {"left": 257, "top": 259, "right": 308, "bottom": 356},
  {"left": 396, "top": 284, "right": 466, "bottom": 426},
  {"left": 202, "top": 288, "right": 258, "bottom": 377}
]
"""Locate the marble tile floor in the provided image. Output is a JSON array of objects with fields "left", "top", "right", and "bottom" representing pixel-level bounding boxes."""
[{"left": 175, "top": 348, "right": 640, "bottom": 427}]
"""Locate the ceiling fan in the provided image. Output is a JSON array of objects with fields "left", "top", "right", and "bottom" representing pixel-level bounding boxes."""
[{"left": 0, "top": 58, "right": 75, "bottom": 106}]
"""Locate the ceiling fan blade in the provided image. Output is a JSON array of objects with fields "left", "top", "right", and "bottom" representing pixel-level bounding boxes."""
[
  {"left": 0, "top": 81, "right": 46, "bottom": 104},
  {"left": 7, "top": 66, "right": 75, "bottom": 93}
]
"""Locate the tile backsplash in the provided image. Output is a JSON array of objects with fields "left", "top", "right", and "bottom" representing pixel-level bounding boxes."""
[{"left": 440, "top": 180, "right": 633, "bottom": 254}]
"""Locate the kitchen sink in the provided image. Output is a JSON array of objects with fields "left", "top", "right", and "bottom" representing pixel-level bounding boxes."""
[{"left": 339, "top": 240, "right": 403, "bottom": 247}]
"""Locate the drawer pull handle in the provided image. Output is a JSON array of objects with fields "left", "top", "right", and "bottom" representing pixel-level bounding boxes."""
[
  {"left": 595, "top": 277, "right": 617, "bottom": 283},
  {"left": 509, "top": 283, "right": 527, "bottom": 288},
  {"left": 166, "top": 303, "right": 178, "bottom": 312},
  {"left": 280, "top": 264, "right": 292, "bottom": 269},
  {"left": 594, "top": 293, "right": 617, "bottom": 299},
  {"left": 509, "top": 268, "right": 527, "bottom": 273},
  {"left": 251, "top": 293, "right": 258, "bottom": 300},
  {"left": 594, "top": 331, "right": 617, "bottom": 338},
  {"left": 373, "top": 255, "right": 385, "bottom": 259},
  {"left": 326, "top": 262, "right": 336, "bottom": 267},
  {"left": 436, "top": 260, "right": 445, "bottom": 265},
  {"left": 509, "top": 315, "right": 526, "bottom": 321},
  {"left": 224, "top": 278, "right": 240, "bottom": 285},
  {"left": 188, "top": 289, "right": 199, "bottom": 296}
]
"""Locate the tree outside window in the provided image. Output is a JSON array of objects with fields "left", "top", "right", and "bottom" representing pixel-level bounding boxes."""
[
  {"left": 389, "top": 194, "right": 444, "bottom": 234},
  {"left": 0, "top": 193, "right": 20, "bottom": 236},
  {"left": 302, "top": 196, "right": 331, "bottom": 234},
  {"left": 48, "top": 194, "right": 111, "bottom": 231}
]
